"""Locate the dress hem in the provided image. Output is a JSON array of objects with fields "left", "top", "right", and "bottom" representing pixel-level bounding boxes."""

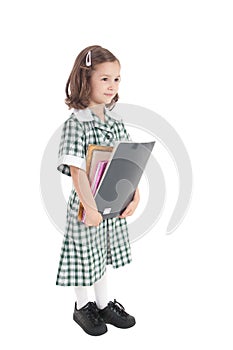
[{"left": 55, "top": 259, "right": 132, "bottom": 287}]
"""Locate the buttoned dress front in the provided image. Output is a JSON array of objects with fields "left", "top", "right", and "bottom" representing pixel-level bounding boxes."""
[{"left": 56, "top": 107, "right": 133, "bottom": 286}]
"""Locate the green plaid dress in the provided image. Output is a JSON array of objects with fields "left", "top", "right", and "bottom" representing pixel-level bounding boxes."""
[{"left": 56, "top": 107, "right": 132, "bottom": 286}]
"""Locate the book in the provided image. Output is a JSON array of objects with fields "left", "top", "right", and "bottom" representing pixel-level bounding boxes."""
[
  {"left": 78, "top": 141, "right": 155, "bottom": 222},
  {"left": 81, "top": 160, "right": 108, "bottom": 222},
  {"left": 78, "top": 144, "right": 113, "bottom": 222}
]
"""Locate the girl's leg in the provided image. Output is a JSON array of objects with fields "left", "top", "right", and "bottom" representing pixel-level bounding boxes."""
[
  {"left": 74, "top": 286, "right": 89, "bottom": 310},
  {"left": 93, "top": 271, "right": 108, "bottom": 309}
]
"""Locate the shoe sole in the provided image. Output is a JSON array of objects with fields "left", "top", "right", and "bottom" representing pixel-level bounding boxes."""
[
  {"left": 73, "top": 314, "right": 108, "bottom": 336},
  {"left": 104, "top": 320, "right": 136, "bottom": 329}
]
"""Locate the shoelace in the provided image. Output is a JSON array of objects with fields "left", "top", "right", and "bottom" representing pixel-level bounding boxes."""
[
  {"left": 86, "top": 302, "right": 103, "bottom": 324},
  {"left": 111, "top": 299, "right": 128, "bottom": 317}
]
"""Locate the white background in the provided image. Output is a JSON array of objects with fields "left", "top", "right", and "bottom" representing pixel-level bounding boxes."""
[{"left": 1, "top": 0, "right": 233, "bottom": 349}]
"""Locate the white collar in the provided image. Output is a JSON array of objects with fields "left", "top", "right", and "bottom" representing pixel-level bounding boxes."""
[
  {"left": 72, "top": 108, "right": 93, "bottom": 121},
  {"left": 72, "top": 107, "right": 122, "bottom": 123}
]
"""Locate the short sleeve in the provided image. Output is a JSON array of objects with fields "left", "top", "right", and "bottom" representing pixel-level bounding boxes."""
[
  {"left": 119, "top": 121, "right": 132, "bottom": 141},
  {"left": 57, "top": 118, "right": 86, "bottom": 176}
]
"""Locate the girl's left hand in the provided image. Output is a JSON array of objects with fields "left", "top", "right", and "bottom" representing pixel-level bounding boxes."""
[{"left": 118, "top": 188, "right": 140, "bottom": 219}]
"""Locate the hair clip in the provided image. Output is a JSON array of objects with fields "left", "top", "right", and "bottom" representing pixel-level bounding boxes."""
[{"left": 85, "top": 50, "right": 92, "bottom": 67}]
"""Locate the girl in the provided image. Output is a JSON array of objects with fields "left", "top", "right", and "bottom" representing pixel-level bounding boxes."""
[{"left": 56, "top": 45, "right": 140, "bottom": 336}]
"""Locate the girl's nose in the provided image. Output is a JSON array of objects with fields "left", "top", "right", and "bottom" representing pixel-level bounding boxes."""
[{"left": 108, "top": 80, "right": 117, "bottom": 90}]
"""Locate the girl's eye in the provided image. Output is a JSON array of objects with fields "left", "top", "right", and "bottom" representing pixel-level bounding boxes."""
[{"left": 101, "top": 77, "right": 121, "bottom": 82}]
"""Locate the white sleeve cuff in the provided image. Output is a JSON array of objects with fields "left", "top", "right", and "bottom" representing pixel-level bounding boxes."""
[{"left": 57, "top": 155, "right": 86, "bottom": 171}]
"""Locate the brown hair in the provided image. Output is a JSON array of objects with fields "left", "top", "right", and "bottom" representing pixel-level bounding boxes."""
[{"left": 65, "top": 45, "right": 120, "bottom": 110}]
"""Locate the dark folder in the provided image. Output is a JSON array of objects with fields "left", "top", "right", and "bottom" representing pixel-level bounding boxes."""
[{"left": 78, "top": 141, "right": 155, "bottom": 221}]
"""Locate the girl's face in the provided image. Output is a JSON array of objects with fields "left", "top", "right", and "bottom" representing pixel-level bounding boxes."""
[{"left": 89, "top": 61, "right": 121, "bottom": 107}]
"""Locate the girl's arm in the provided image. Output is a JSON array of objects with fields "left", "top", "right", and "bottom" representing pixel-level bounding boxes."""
[
  {"left": 133, "top": 187, "right": 140, "bottom": 203},
  {"left": 70, "top": 166, "right": 102, "bottom": 225}
]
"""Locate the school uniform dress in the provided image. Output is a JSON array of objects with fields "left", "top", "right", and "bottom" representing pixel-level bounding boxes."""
[{"left": 56, "top": 107, "right": 132, "bottom": 286}]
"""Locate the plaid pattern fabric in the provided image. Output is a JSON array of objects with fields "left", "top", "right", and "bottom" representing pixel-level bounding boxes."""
[{"left": 56, "top": 108, "right": 133, "bottom": 286}]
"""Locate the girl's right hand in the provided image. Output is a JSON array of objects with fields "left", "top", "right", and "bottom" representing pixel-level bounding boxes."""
[{"left": 83, "top": 208, "right": 103, "bottom": 227}]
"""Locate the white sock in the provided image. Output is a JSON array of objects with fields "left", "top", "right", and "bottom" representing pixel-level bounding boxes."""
[
  {"left": 94, "top": 272, "right": 108, "bottom": 310},
  {"left": 74, "top": 286, "right": 89, "bottom": 310}
]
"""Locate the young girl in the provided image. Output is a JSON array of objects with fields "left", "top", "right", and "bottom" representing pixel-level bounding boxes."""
[{"left": 56, "top": 45, "right": 140, "bottom": 336}]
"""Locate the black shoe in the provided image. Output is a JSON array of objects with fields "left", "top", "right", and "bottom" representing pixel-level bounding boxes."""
[
  {"left": 98, "top": 299, "right": 136, "bottom": 329},
  {"left": 73, "top": 301, "right": 107, "bottom": 336}
]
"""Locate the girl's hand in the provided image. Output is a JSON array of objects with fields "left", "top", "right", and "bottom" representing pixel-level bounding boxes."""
[
  {"left": 82, "top": 208, "right": 103, "bottom": 227},
  {"left": 118, "top": 188, "right": 140, "bottom": 219}
]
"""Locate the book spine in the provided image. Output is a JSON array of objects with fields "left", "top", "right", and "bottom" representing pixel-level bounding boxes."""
[{"left": 81, "top": 161, "right": 108, "bottom": 223}]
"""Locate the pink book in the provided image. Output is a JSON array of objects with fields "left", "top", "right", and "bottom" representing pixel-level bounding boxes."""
[{"left": 82, "top": 161, "right": 108, "bottom": 223}]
